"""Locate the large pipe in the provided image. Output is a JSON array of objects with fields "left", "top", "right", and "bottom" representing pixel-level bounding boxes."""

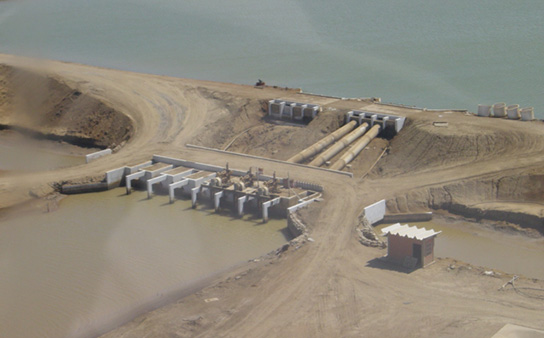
[
  {"left": 308, "top": 122, "right": 369, "bottom": 167},
  {"left": 287, "top": 121, "right": 357, "bottom": 163},
  {"left": 330, "top": 124, "right": 381, "bottom": 171}
]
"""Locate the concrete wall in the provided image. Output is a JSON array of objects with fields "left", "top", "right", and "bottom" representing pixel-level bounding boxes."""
[
  {"left": 105, "top": 161, "right": 152, "bottom": 186},
  {"left": 382, "top": 212, "right": 433, "bottom": 223},
  {"left": 287, "top": 198, "right": 315, "bottom": 214},
  {"left": 106, "top": 167, "right": 125, "bottom": 186},
  {"left": 153, "top": 155, "right": 224, "bottom": 172},
  {"left": 86, "top": 149, "right": 112, "bottom": 163},
  {"left": 184, "top": 145, "right": 353, "bottom": 178},
  {"left": 364, "top": 199, "right": 386, "bottom": 225}
]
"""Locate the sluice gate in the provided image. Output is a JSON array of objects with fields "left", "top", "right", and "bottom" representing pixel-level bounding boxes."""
[
  {"left": 268, "top": 99, "right": 321, "bottom": 121},
  {"left": 106, "top": 155, "right": 323, "bottom": 223}
]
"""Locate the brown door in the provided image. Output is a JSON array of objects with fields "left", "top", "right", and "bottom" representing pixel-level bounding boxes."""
[{"left": 412, "top": 243, "right": 422, "bottom": 267}]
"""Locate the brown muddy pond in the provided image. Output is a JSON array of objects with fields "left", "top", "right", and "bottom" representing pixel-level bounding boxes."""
[
  {"left": 375, "top": 217, "right": 544, "bottom": 279},
  {"left": 0, "top": 188, "right": 290, "bottom": 338},
  {"left": 0, "top": 130, "right": 88, "bottom": 173}
]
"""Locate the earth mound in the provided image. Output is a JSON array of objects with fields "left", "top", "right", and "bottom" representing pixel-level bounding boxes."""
[
  {"left": 0, "top": 64, "right": 133, "bottom": 149},
  {"left": 375, "top": 113, "right": 544, "bottom": 176}
]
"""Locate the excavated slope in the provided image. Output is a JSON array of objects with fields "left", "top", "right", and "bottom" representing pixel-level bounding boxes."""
[
  {"left": 0, "top": 64, "right": 133, "bottom": 149},
  {"left": 376, "top": 113, "right": 544, "bottom": 176}
]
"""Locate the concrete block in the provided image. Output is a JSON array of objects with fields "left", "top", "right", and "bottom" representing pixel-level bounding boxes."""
[
  {"left": 364, "top": 199, "right": 386, "bottom": 225},
  {"left": 169, "top": 179, "right": 189, "bottom": 203},
  {"left": 521, "top": 107, "right": 534, "bottom": 121},
  {"left": 126, "top": 171, "right": 145, "bottom": 194},
  {"left": 507, "top": 104, "right": 520, "bottom": 119},
  {"left": 106, "top": 167, "right": 125, "bottom": 186},
  {"left": 147, "top": 175, "right": 167, "bottom": 199},
  {"left": 493, "top": 102, "right": 507, "bottom": 117},
  {"left": 86, "top": 149, "right": 112, "bottom": 163},
  {"left": 478, "top": 104, "right": 491, "bottom": 117}
]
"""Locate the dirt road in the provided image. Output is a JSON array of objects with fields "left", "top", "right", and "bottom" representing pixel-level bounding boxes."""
[{"left": 1, "top": 54, "right": 543, "bottom": 337}]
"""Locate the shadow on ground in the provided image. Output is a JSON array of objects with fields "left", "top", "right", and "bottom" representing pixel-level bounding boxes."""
[{"left": 365, "top": 257, "right": 417, "bottom": 274}]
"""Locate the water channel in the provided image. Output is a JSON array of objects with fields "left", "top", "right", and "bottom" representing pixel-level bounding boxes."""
[
  {"left": 0, "top": 188, "right": 290, "bottom": 338},
  {"left": 375, "top": 217, "right": 544, "bottom": 280}
]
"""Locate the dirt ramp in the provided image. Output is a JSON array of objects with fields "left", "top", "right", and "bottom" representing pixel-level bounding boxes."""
[
  {"left": 376, "top": 115, "right": 544, "bottom": 176},
  {"left": 0, "top": 64, "right": 133, "bottom": 149},
  {"left": 221, "top": 109, "right": 345, "bottom": 160}
]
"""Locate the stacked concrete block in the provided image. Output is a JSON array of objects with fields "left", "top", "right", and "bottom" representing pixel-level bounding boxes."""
[
  {"left": 345, "top": 110, "right": 405, "bottom": 133},
  {"left": 507, "top": 104, "right": 520, "bottom": 119},
  {"left": 521, "top": 107, "right": 534, "bottom": 121},
  {"left": 268, "top": 99, "right": 320, "bottom": 121},
  {"left": 268, "top": 99, "right": 285, "bottom": 118},
  {"left": 493, "top": 102, "right": 507, "bottom": 117},
  {"left": 477, "top": 104, "right": 491, "bottom": 117}
]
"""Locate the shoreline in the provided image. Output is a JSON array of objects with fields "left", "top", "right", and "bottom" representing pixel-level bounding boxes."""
[{"left": 1, "top": 54, "right": 544, "bottom": 337}]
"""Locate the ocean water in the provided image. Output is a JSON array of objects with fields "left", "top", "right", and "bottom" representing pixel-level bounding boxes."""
[{"left": 0, "top": 0, "right": 542, "bottom": 116}]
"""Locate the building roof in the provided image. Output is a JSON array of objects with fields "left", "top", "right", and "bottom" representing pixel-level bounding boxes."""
[{"left": 381, "top": 223, "right": 441, "bottom": 240}]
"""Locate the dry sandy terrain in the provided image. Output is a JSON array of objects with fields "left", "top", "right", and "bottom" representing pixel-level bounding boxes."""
[{"left": 1, "top": 54, "right": 544, "bottom": 337}]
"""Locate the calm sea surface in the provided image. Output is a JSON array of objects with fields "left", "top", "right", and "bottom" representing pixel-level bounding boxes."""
[{"left": 0, "top": 0, "right": 542, "bottom": 116}]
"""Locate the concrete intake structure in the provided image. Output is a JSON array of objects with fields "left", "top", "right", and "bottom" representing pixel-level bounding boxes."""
[
  {"left": 493, "top": 102, "right": 507, "bottom": 117},
  {"left": 308, "top": 122, "right": 369, "bottom": 167},
  {"left": 477, "top": 104, "right": 491, "bottom": 117},
  {"left": 521, "top": 107, "right": 534, "bottom": 121},
  {"left": 507, "top": 104, "right": 520, "bottom": 119},
  {"left": 287, "top": 121, "right": 357, "bottom": 163},
  {"left": 330, "top": 124, "right": 381, "bottom": 171}
]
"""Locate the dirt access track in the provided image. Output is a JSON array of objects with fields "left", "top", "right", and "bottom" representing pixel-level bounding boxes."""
[{"left": 1, "top": 54, "right": 544, "bottom": 337}]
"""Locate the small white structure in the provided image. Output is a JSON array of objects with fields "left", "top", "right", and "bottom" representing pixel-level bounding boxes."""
[
  {"left": 268, "top": 99, "right": 285, "bottom": 118},
  {"left": 493, "top": 102, "right": 507, "bottom": 117},
  {"left": 507, "top": 104, "right": 520, "bottom": 119},
  {"left": 364, "top": 199, "right": 386, "bottom": 225},
  {"left": 345, "top": 111, "right": 405, "bottom": 133},
  {"left": 521, "top": 107, "right": 534, "bottom": 121},
  {"left": 381, "top": 223, "right": 441, "bottom": 268},
  {"left": 86, "top": 149, "right": 112, "bottom": 163},
  {"left": 477, "top": 105, "right": 491, "bottom": 117},
  {"left": 268, "top": 99, "right": 320, "bottom": 121}
]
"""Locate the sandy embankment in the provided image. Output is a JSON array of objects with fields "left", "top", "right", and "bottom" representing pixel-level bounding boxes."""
[{"left": 1, "top": 54, "right": 544, "bottom": 337}]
